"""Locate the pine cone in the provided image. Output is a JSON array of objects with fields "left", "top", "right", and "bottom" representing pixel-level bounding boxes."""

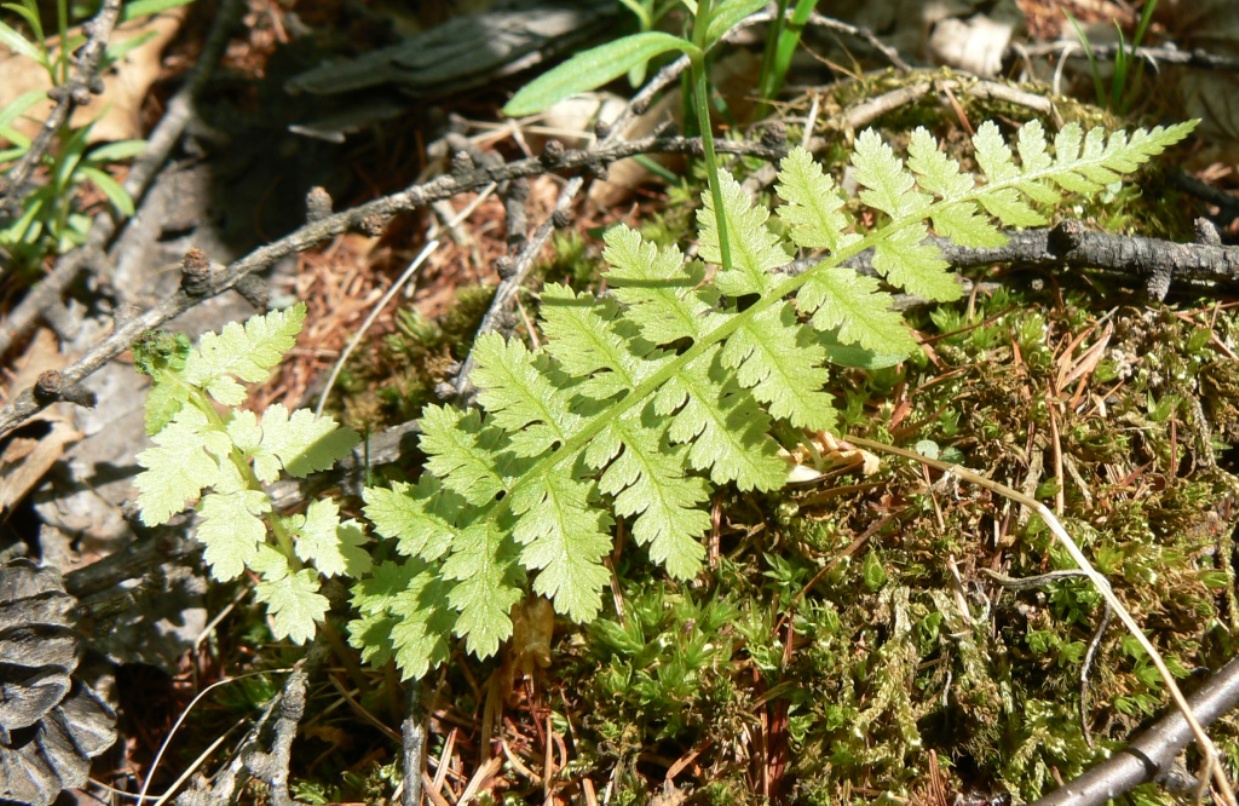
[{"left": 0, "top": 560, "right": 117, "bottom": 806}]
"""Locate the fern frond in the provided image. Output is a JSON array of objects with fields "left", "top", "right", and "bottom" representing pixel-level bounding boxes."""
[
  {"left": 184, "top": 304, "right": 306, "bottom": 406},
  {"left": 775, "top": 146, "right": 860, "bottom": 253},
  {"left": 510, "top": 470, "right": 612, "bottom": 621},
  {"left": 439, "top": 520, "right": 524, "bottom": 659},
  {"left": 353, "top": 118, "right": 1196, "bottom": 679},
  {"left": 603, "top": 226, "right": 719, "bottom": 345},
  {"left": 592, "top": 419, "right": 710, "bottom": 579},
  {"left": 471, "top": 333, "right": 581, "bottom": 456},
  {"left": 720, "top": 304, "right": 834, "bottom": 430},
  {"left": 698, "top": 171, "right": 787, "bottom": 296}
]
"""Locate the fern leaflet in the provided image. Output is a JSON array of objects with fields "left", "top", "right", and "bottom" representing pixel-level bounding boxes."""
[{"left": 352, "top": 119, "right": 1196, "bottom": 679}]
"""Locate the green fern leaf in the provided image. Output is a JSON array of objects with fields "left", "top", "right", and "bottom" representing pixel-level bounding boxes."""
[
  {"left": 183, "top": 303, "right": 306, "bottom": 405},
  {"left": 418, "top": 406, "right": 509, "bottom": 505},
  {"left": 658, "top": 349, "right": 787, "bottom": 491},
  {"left": 198, "top": 489, "right": 271, "bottom": 581},
  {"left": 602, "top": 226, "right": 720, "bottom": 345},
  {"left": 256, "top": 404, "right": 359, "bottom": 480},
  {"left": 386, "top": 564, "right": 458, "bottom": 678},
  {"left": 288, "top": 498, "right": 372, "bottom": 577},
  {"left": 351, "top": 117, "right": 1197, "bottom": 679},
  {"left": 539, "top": 284, "right": 650, "bottom": 401},
  {"left": 593, "top": 418, "right": 710, "bottom": 578},
  {"left": 721, "top": 304, "right": 835, "bottom": 430},
  {"left": 906, "top": 128, "right": 1006, "bottom": 248},
  {"left": 254, "top": 567, "right": 329, "bottom": 645},
  {"left": 852, "top": 129, "right": 931, "bottom": 219},
  {"left": 440, "top": 521, "right": 524, "bottom": 659},
  {"left": 775, "top": 146, "right": 860, "bottom": 253},
  {"left": 349, "top": 560, "right": 455, "bottom": 674},
  {"left": 510, "top": 470, "right": 612, "bottom": 621},
  {"left": 798, "top": 266, "right": 918, "bottom": 355},
  {"left": 363, "top": 477, "right": 460, "bottom": 562},
  {"left": 471, "top": 333, "right": 581, "bottom": 456},
  {"left": 873, "top": 224, "right": 961, "bottom": 301},
  {"left": 135, "top": 406, "right": 222, "bottom": 526},
  {"left": 697, "top": 171, "right": 787, "bottom": 296}
]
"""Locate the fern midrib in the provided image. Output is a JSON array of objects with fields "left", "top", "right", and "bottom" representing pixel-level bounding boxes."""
[{"left": 480, "top": 138, "right": 1160, "bottom": 526}]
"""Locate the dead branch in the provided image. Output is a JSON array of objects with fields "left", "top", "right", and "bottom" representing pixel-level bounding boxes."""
[
  {"left": 0, "top": 0, "right": 123, "bottom": 218},
  {"left": 172, "top": 646, "right": 326, "bottom": 805},
  {"left": 811, "top": 220, "right": 1239, "bottom": 301},
  {"left": 1034, "top": 655, "right": 1239, "bottom": 806}
]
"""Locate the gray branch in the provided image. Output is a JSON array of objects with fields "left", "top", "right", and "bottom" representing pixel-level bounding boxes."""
[{"left": 1034, "top": 655, "right": 1239, "bottom": 806}]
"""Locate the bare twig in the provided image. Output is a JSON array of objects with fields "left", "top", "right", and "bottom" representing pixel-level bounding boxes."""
[
  {"left": 1034, "top": 655, "right": 1239, "bottom": 806},
  {"left": 401, "top": 684, "right": 426, "bottom": 806},
  {"left": 0, "top": 0, "right": 124, "bottom": 217},
  {"left": 807, "top": 221, "right": 1239, "bottom": 299},
  {"left": 450, "top": 176, "right": 584, "bottom": 397}
]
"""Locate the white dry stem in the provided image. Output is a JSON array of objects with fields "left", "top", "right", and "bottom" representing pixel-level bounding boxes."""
[{"left": 849, "top": 435, "right": 1238, "bottom": 805}]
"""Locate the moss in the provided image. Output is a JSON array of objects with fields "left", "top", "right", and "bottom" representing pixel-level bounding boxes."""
[{"left": 335, "top": 285, "right": 493, "bottom": 432}]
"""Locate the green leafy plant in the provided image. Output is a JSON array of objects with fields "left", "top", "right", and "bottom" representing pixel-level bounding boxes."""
[
  {"left": 1066, "top": 0, "right": 1158, "bottom": 116},
  {"left": 505, "top": 0, "right": 767, "bottom": 277},
  {"left": 133, "top": 303, "right": 366, "bottom": 645},
  {"left": 0, "top": 0, "right": 193, "bottom": 270},
  {"left": 348, "top": 118, "right": 1196, "bottom": 680},
  {"left": 754, "top": 0, "right": 818, "bottom": 116}
]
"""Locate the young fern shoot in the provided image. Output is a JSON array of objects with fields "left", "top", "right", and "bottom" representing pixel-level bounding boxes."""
[
  {"left": 134, "top": 304, "right": 366, "bottom": 644},
  {"left": 349, "top": 118, "right": 1195, "bottom": 680}
]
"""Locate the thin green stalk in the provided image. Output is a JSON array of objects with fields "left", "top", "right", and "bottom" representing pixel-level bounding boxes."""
[
  {"left": 756, "top": 0, "right": 817, "bottom": 117},
  {"left": 56, "top": 0, "right": 68, "bottom": 86},
  {"left": 755, "top": 0, "right": 790, "bottom": 111},
  {"left": 689, "top": 0, "right": 732, "bottom": 274}
]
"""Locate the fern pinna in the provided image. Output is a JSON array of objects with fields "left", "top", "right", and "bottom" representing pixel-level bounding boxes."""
[{"left": 351, "top": 119, "right": 1195, "bottom": 679}]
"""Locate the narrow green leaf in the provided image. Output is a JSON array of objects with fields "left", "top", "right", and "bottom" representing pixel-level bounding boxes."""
[
  {"left": 121, "top": 0, "right": 195, "bottom": 21},
  {"left": 503, "top": 32, "right": 692, "bottom": 117},
  {"left": 0, "top": 89, "right": 45, "bottom": 129},
  {"left": 78, "top": 166, "right": 135, "bottom": 216},
  {"left": 0, "top": 19, "right": 41, "bottom": 61},
  {"left": 704, "top": 0, "right": 767, "bottom": 45},
  {"left": 89, "top": 138, "right": 146, "bottom": 162}
]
